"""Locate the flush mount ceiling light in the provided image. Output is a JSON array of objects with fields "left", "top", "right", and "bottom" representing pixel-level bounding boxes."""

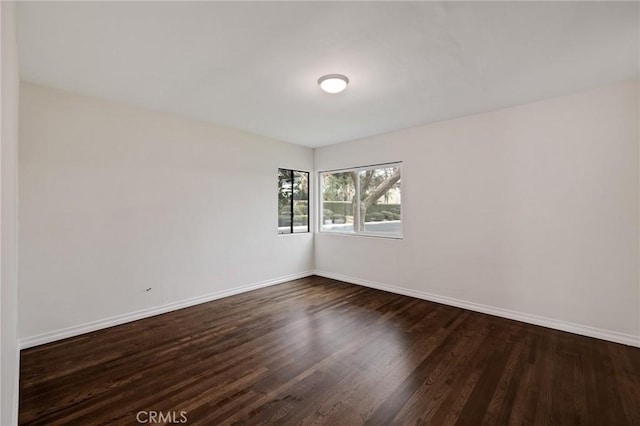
[{"left": 318, "top": 74, "right": 349, "bottom": 94}]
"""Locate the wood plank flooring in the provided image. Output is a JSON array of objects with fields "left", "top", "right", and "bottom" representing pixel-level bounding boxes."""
[{"left": 19, "top": 276, "right": 640, "bottom": 425}]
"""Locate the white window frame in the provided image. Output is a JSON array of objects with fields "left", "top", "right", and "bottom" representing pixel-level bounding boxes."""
[{"left": 318, "top": 162, "right": 403, "bottom": 239}]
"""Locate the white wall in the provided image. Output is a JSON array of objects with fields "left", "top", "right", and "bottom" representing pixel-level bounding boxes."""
[
  {"left": 315, "top": 80, "right": 640, "bottom": 346},
  {"left": 16, "top": 77, "right": 640, "bottom": 352},
  {"left": 1, "top": 1, "right": 21, "bottom": 424},
  {"left": 19, "top": 83, "right": 314, "bottom": 344}
]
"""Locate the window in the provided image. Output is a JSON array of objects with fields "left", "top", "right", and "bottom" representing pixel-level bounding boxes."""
[
  {"left": 278, "top": 169, "right": 309, "bottom": 234},
  {"left": 319, "top": 162, "right": 402, "bottom": 238}
]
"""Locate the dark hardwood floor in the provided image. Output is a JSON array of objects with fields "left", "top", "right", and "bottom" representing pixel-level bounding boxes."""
[{"left": 19, "top": 276, "right": 640, "bottom": 425}]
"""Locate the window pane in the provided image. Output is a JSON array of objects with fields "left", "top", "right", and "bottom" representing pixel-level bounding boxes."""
[
  {"left": 321, "top": 171, "right": 355, "bottom": 233},
  {"left": 292, "top": 171, "right": 309, "bottom": 233},
  {"left": 319, "top": 163, "right": 401, "bottom": 238},
  {"left": 358, "top": 166, "right": 401, "bottom": 235},
  {"left": 278, "top": 169, "right": 292, "bottom": 234}
]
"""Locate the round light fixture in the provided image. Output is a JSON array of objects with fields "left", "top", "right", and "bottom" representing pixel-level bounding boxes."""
[{"left": 318, "top": 74, "right": 349, "bottom": 94}]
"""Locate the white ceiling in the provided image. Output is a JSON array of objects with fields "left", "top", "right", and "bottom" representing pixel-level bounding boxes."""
[{"left": 16, "top": 1, "right": 639, "bottom": 148}]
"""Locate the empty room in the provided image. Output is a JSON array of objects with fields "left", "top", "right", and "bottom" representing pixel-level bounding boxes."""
[{"left": 1, "top": 1, "right": 639, "bottom": 425}]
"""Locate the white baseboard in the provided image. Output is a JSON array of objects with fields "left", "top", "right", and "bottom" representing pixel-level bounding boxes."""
[
  {"left": 20, "top": 270, "right": 639, "bottom": 350},
  {"left": 314, "top": 270, "right": 640, "bottom": 348},
  {"left": 19, "top": 271, "right": 314, "bottom": 350}
]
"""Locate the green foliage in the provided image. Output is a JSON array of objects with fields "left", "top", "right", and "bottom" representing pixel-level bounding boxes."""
[
  {"left": 293, "top": 214, "right": 308, "bottom": 226},
  {"left": 323, "top": 209, "right": 334, "bottom": 219},
  {"left": 294, "top": 204, "right": 308, "bottom": 215},
  {"left": 366, "top": 212, "right": 385, "bottom": 222},
  {"left": 322, "top": 172, "right": 355, "bottom": 201},
  {"left": 370, "top": 204, "right": 400, "bottom": 216},
  {"left": 322, "top": 202, "right": 350, "bottom": 216},
  {"left": 278, "top": 215, "right": 291, "bottom": 226},
  {"left": 322, "top": 202, "right": 400, "bottom": 217},
  {"left": 381, "top": 210, "right": 402, "bottom": 220}
]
